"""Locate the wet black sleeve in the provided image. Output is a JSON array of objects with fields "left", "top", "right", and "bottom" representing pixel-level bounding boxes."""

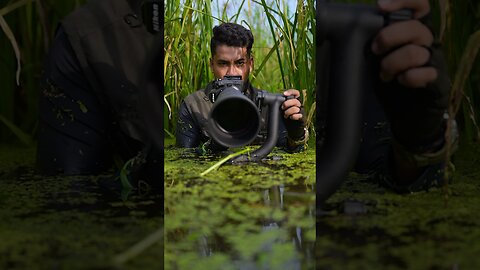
[
  {"left": 355, "top": 107, "right": 447, "bottom": 193},
  {"left": 175, "top": 101, "right": 201, "bottom": 148},
  {"left": 37, "top": 25, "right": 113, "bottom": 174},
  {"left": 277, "top": 117, "right": 288, "bottom": 147},
  {"left": 375, "top": 149, "right": 446, "bottom": 193},
  {"left": 354, "top": 77, "right": 447, "bottom": 192},
  {"left": 279, "top": 114, "right": 305, "bottom": 153}
]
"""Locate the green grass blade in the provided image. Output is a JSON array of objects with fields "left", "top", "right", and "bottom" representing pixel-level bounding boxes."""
[
  {"left": 260, "top": 0, "right": 286, "bottom": 89},
  {"left": 0, "top": 114, "right": 33, "bottom": 145},
  {"left": 451, "top": 30, "right": 480, "bottom": 116},
  {"left": 200, "top": 147, "right": 252, "bottom": 177},
  {"left": 0, "top": 14, "right": 21, "bottom": 85},
  {"left": 113, "top": 227, "right": 163, "bottom": 266},
  {"left": 252, "top": 35, "right": 283, "bottom": 80},
  {"left": 0, "top": 0, "right": 33, "bottom": 16}
]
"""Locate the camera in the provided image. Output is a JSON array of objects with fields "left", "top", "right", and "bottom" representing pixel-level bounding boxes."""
[
  {"left": 207, "top": 76, "right": 294, "bottom": 162},
  {"left": 208, "top": 75, "right": 244, "bottom": 103},
  {"left": 207, "top": 76, "right": 261, "bottom": 149}
]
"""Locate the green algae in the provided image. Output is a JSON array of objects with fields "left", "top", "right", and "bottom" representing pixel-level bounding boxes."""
[
  {"left": 0, "top": 144, "right": 162, "bottom": 270},
  {"left": 164, "top": 138, "right": 480, "bottom": 270},
  {"left": 317, "top": 140, "right": 480, "bottom": 270},
  {"left": 4, "top": 137, "right": 480, "bottom": 269},
  {"left": 164, "top": 143, "right": 316, "bottom": 270}
]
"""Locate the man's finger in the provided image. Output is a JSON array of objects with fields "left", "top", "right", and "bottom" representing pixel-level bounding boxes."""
[
  {"left": 372, "top": 20, "right": 433, "bottom": 55},
  {"left": 289, "top": 114, "right": 303, "bottom": 121},
  {"left": 284, "top": 106, "right": 301, "bottom": 119},
  {"left": 283, "top": 89, "right": 300, "bottom": 98},
  {"left": 379, "top": 44, "right": 431, "bottom": 80},
  {"left": 377, "top": 0, "right": 430, "bottom": 19},
  {"left": 281, "top": 98, "right": 301, "bottom": 110},
  {"left": 397, "top": 67, "right": 437, "bottom": 88}
]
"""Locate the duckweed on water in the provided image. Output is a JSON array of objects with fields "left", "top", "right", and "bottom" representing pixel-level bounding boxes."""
[
  {"left": 166, "top": 138, "right": 480, "bottom": 269},
  {"left": 3, "top": 138, "right": 480, "bottom": 269},
  {"left": 164, "top": 144, "right": 316, "bottom": 270},
  {"left": 317, "top": 140, "right": 480, "bottom": 270},
  {"left": 0, "top": 144, "right": 162, "bottom": 269}
]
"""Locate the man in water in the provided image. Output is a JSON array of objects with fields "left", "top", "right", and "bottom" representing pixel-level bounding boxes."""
[
  {"left": 177, "top": 0, "right": 457, "bottom": 193},
  {"left": 36, "top": 0, "right": 161, "bottom": 188},
  {"left": 175, "top": 22, "right": 308, "bottom": 153}
]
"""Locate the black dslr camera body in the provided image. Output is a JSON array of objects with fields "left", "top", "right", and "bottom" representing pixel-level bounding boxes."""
[
  {"left": 208, "top": 75, "right": 245, "bottom": 103},
  {"left": 207, "top": 76, "right": 293, "bottom": 162}
]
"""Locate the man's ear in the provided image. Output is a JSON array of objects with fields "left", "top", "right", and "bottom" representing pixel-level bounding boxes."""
[{"left": 209, "top": 58, "right": 213, "bottom": 71}]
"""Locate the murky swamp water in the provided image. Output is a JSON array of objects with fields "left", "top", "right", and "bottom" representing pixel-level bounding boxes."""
[
  {"left": 166, "top": 139, "right": 480, "bottom": 270},
  {"left": 317, "top": 141, "right": 480, "bottom": 269},
  {"left": 2, "top": 138, "right": 480, "bottom": 269},
  {"left": 0, "top": 144, "right": 162, "bottom": 269},
  {"left": 164, "top": 142, "right": 316, "bottom": 270}
]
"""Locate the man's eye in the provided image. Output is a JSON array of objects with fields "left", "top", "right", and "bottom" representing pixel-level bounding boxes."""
[
  {"left": 218, "top": 62, "right": 228, "bottom": 66},
  {"left": 236, "top": 62, "right": 245, "bottom": 66}
]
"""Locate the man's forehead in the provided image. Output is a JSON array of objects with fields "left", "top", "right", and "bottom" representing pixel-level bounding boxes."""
[{"left": 213, "top": 45, "right": 249, "bottom": 59}]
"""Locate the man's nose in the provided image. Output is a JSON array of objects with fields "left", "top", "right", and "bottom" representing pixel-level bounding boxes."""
[{"left": 226, "top": 64, "right": 238, "bottom": 76}]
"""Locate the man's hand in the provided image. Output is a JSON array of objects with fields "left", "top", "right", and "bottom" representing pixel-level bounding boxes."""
[
  {"left": 281, "top": 89, "right": 303, "bottom": 121},
  {"left": 372, "top": 0, "right": 436, "bottom": 88},
  {"left": 370, "top": 0, "right": 454, "bottom": 185},
  {"left": 281, "top": 89, "right": 306, "bottom": 144}
]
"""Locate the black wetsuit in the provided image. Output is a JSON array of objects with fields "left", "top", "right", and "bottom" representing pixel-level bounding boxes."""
[{"left": 37, "top": 0, "right": 160, "bottom": 186}]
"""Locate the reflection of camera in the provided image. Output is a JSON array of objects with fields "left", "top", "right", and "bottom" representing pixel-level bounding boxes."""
[{"left": 208, "top": 75, "right": 244, "bottom": 103}]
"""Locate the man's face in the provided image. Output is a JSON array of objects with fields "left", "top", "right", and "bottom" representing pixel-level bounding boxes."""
[{"left": 210, "top": 45, "right": 253, "bottom": 81}]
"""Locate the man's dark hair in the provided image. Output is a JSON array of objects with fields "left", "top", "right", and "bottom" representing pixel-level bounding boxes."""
[{"left": 211, "top": 23, "right": 254, "bottom": 57}]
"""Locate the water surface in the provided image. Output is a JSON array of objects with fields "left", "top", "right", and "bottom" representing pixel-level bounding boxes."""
[
  {"left": 164, "top": 144, "right": 316, "bottom": 270},
  {"left": 0, "top": 144, "right": 162, "bottom": 269}
]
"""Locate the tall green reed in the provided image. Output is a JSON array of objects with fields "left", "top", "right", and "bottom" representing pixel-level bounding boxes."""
[
  {"left": 253, "top": 0, "right": 316, "bottom": 129},
  {"left": 164, "top": 0, "right": 215, "bottom": 136},
  {"left": 434, "top": 0, "right": 480, "bottom": 143},
  {"left": 164, "top": 0, "right": 316, "bottom": 139},
  {"left": 0, "top": 0, "right": 85, "bottom": 143}
]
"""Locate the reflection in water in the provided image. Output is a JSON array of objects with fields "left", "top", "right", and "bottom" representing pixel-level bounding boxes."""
[
  {"left": 165, "top": 146, "right": 316, "bottom": 269},
  {"left": 193, "top": 184, "right": 315, "bottom": 270}
]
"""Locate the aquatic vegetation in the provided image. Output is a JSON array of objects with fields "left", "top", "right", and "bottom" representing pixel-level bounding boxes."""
[
  {"left": 2, "top": 131, "right": 480, "bottom": 269},
  {"left": 164, "top": 145, "right": 316, "bottom": 269},
  {"left": 199, "top": 147, "right": 253, "bottom": 176},
  {"left": 0, "top": 145, "right": 162, "bottom": 269},
  {"left": 316, "top": 140, "right": 480, "bottom": 269}
]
